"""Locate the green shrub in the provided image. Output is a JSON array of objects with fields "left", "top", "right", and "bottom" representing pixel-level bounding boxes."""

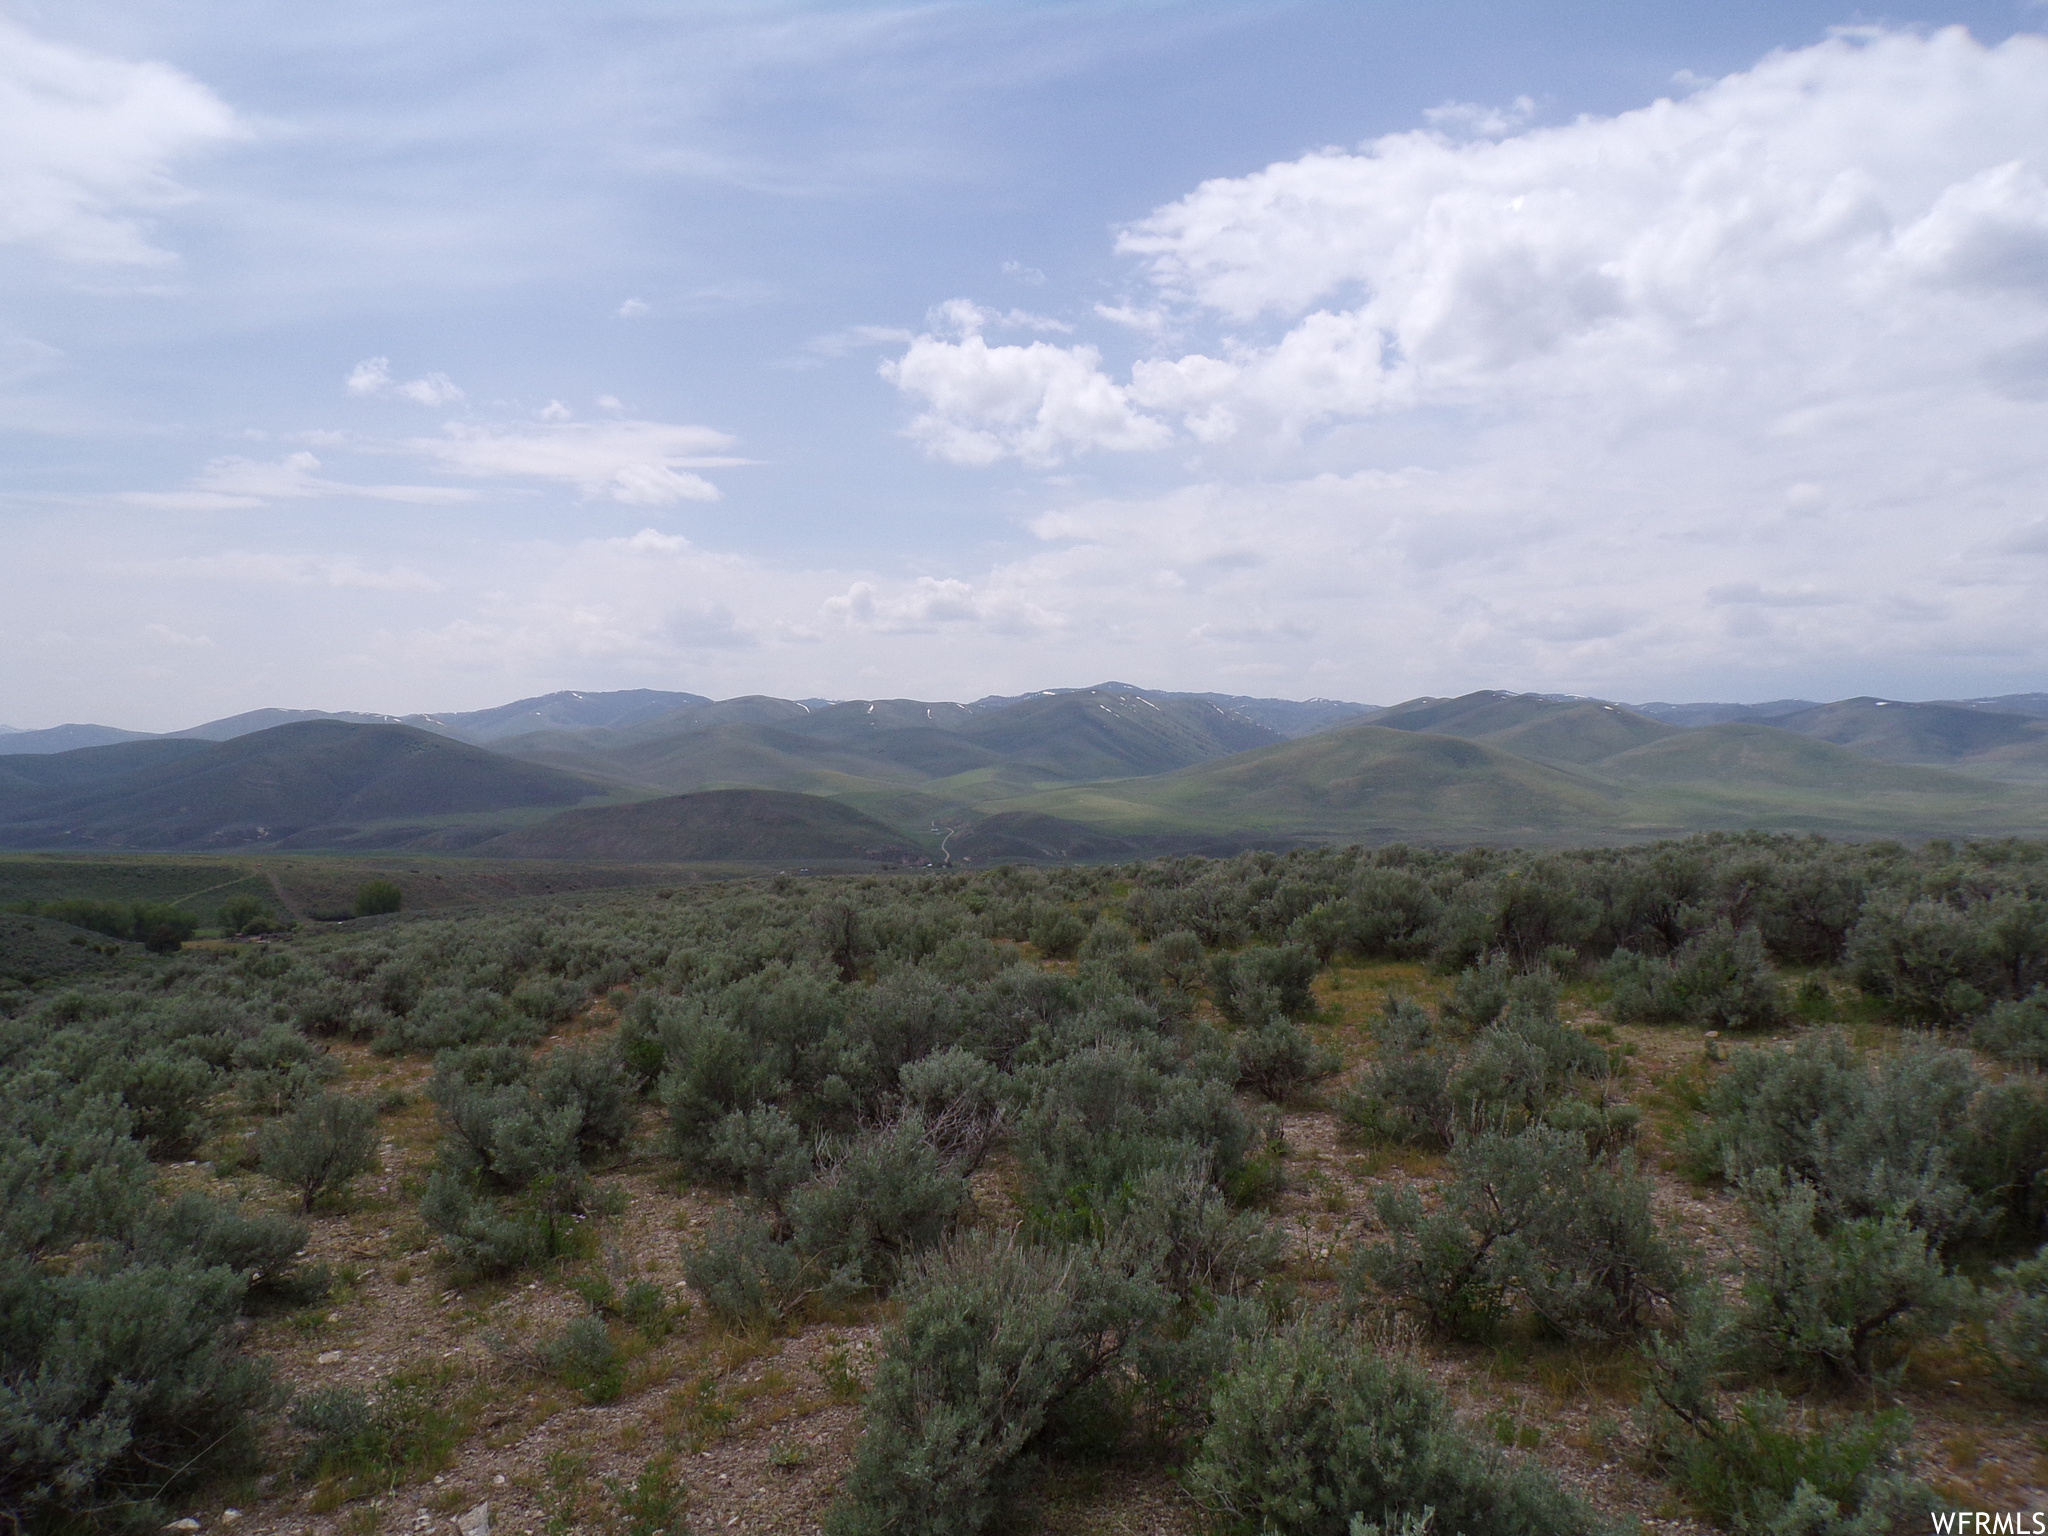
[
  {"left": 1230, "top": 1016, "right": 1341, "bottom": 1102},
  {"left": 0, "top": 1258, "right": 278, "bottom": 1530},
  {"left": 1013, "top": 1039, "right": 1250, "bottom": 1215},
  {"left": 825, "top": 1233, "right": 1169, "bottom": 1536},
  {"left": 1209, "top": 944, "right": 1319, "bottom": 1025},
  {"left": 354, "top": 879, "right": 403, "bottom": 918},
  {"left": 681, "top": 1208, "right": 812, "bottom": 1326},
  {"left": 1734, "top": 1172, "right": 1967, "bottom": 1381},
  {"left": 1184, "top": 1314, "right": 1597, "bottom": 1536},
  {"left": 1603, "top": 923, "right": 1786, "bottom": 1031},
  {"left": 258, "top": 1092, "right": 379, "bottom": 1212},
  {"left": 90, "top": 1047, "right": 216, "bottom": 1160},
  {"left": 701, "top": 1103, "right": 814, "bottom": 1211},
  {"left": 290, "top": 1370, "right": 462, "bottom": 1487},
  {"left": 1350, "top": 1126, "right": 1685, "bottom": 1341},
  {"left": 1029, "top": 907, "right": 1089, "bottom": 960},
  {"left": 1642, "top": 1319, "right": 1931, "bottom": 1536},
  {"left": 1116, "top": 1156, "right": 1281, "bottom": 1299},
  {"left": 1663, "top": 1391, "right": 1924, "bottom": 1534},
  {"left": 419, "top": 1169, "right": 586, "bottom": 1278},
  {"left": 787, "top": 1116, "right": 966, "bottom": 1296},
  {"left": 547, "top": 1314, "right": 624, "bottom": 1403},
  {"left": 134, "top": 1192, "right": 321, "bottom": 1304},
  {"left": 1974, "top": 990, "right": 2048, "bottom": 1067},
  {"left": 1693, "top": 1033, "right": 1988, "bottom": 1245},
  {"left": 1982, "top": 1244, "right": 2048, "bottom": 1399},
  {"left": 1152, "top": 930, "right": 1206, "bottom": 990}
]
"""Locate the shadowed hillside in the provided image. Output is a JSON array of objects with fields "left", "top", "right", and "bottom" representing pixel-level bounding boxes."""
[
  {"left": 0, "top": 722, "right": 608, "bottom": 851},
  {"left": 473, "top": 788, "right": 926, "bottom": 862}
]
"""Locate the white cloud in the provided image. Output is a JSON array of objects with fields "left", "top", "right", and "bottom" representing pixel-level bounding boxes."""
[
  {"left": 851, "top": 26, "right": 2048, "bottom": 698},
  {"left": 617, "top": 297, "right": 650, "bottom": 318},
  {"left": 0, "top": 18, "right": 240, "bottom": 265},
  {"left": 408, "top": 420, "right": 745, "bottom": 504},
  {"left": 122, "top": 450, "right": 477, "bottom": 508},
  {"left": 143, "top": 551, "right": 443, "bottom": 592},
  {"left": 880, "top": 301, "right": 1169, "bottom": 466},
  {"left": 823, "top": 576, "right": 1064, "bottom": 635},
  {"left": 345, "top": 357, "right": 466, "bottom": 406}
]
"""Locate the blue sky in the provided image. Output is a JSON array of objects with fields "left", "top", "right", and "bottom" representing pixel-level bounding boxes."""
[{"left": 4, "top": 0, "right": 2047, "bottom": 728}]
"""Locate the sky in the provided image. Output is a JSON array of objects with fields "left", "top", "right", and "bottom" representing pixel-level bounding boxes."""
[{"left": 5, "top": 0, "right": 2048, "bottom": 729}]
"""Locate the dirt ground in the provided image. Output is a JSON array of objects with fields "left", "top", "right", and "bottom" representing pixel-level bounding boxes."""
[{"left": 164, "top": 959, "right": 2047, "bottom": 1536}]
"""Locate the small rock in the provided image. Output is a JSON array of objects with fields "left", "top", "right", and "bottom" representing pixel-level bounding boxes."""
[
  {"left": 455, "top": 1502, "right": 489, "bottom": 1536},
  {"left": 164, "top": 1521, "right": 201, "bottom": 1533},
  {"left": 222, "top": 1512, "right": 242, "bottom": 1526},
  {"left": 492, "top": 1475, "right": 506, "bottom": 1487},
  {"left": 316, "top": 1350, "right": 344, "bottom": 1365}
]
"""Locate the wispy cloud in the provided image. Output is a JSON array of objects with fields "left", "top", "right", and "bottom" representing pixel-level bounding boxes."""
[{"left": 0, "top": 18, "right": 241, "bottom": 266}]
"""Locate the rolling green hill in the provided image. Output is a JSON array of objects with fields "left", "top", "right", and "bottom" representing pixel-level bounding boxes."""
[
  {"left": 473, "top": 788, "right": 927, "bottom": 862},
  {"left": 953, "top": 688, "right": 1281, "bottom": 779},
  {"left": 1002, "top": 722, "right": 1623, "bottom": 839},
  {"left": 1762, "top": 697, "right": 2048, "bottom": 780},
  {"left": 993, "top": 715, "right": 2048, "bottom": 845},
  {"left": 0, "top": 722, "right": 611, "bottom": 851},
  {"left": 1367, "top": 690, "right": 1680, "bottom": 765}
]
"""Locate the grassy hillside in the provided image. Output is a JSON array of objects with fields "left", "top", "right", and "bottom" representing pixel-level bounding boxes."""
[
  {"left": 1367, "top": 690, "right": 1680, "bottom": 765},
  {"left": 1763, "top": 697, "right": 2048, "bottom": 781},
  {"left": 0, "top": 722, "right": 611, "bottom": 851},
  {"left": 1004, "top": 722, "right": 1623, "bottom": 838},
  {"left": 994, "top": 715, "right": 2048, "bottom": 844},
  {"left": 955, "top": 688, "right": 1281, "bottom": 779},
  {"left": 473, "top": 788, "right": 930, "bottom": 862},
  {"left": 0, "top": 911, "right": 140, "bottom": 984}
]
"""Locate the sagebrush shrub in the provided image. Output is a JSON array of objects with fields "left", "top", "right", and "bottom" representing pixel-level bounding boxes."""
[
  {"left": 1693, "top": 1033, "right": 1989, "bottom": 1245},
  {"left": 547, "top": 1314, "right": 624, "bottom": 1403},
  {"left": 258, "top": 1091, "right": 379, "bottom": 1212},
  {"left": 1603, "top": 923, "right": 1786, "bottom": 1031},
  {"left": 1973, "top": 990, "right": 2048, "bottom": 1067},
  {"left": 825, "top": 1233, "right": 1169, "bottom": 1536},
  {"left": 1209, "top": 945, "right": 1319, "bottom": 1025},
  {"left": 681, "top": 1207, "right": 812, "bottom": 1326},
  {"left": 1230, "top": 1016, "right": 1340, "bottom": 1102},
  {"left": 786, "top": 1116, "right": 965, "bottom": 1296},
  {"left": 1184, "top": 1314, "right": 1596, "bottom": 1536},
  {"left": 1983, "top": 1244, "right": 2048, "bottom": 1399},
  {"left": 1734, "top": 1172, "right": 1966, "bottom": 1381},
  {"left": 0, "top": 1259, "right": 278, "bottom": 1530},
  {"left": 1351, "top": 1126, "right": 1685, "bottom": 1341}
]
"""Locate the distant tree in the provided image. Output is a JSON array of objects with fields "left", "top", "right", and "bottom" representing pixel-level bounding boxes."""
[
  {"left": 353, "top": 879, "right": 403, "bottom": 918},
  {"left": 216, "top": 893, "right": 282, "bottom": 935},
  {"left": 131, "top": 902, "right": 198, "bottom": 953}
]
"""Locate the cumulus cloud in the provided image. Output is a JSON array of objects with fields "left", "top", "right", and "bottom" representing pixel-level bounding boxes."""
[
  {"left": 885, "top": 27, "right": 2048, "bottom": 456},
  {"left": 0, "top": 18, "right": 240, "bottom": 265},
  {"left": 881, "top": 300, "right": 1169, "bottom": 466},
  {"left": 407, "top": 420, "right": 745, "bottom": 505},
  {"left": 345, "top": 357, "right": 466, "bottom": 406},
  {"left": 854, "top": 26, "right": 2048, "bottom": 698}
]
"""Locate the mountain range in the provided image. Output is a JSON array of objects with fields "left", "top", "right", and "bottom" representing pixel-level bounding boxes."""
[{"left": 5, "top": 683, "right": 2048, "bottom": 858}]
